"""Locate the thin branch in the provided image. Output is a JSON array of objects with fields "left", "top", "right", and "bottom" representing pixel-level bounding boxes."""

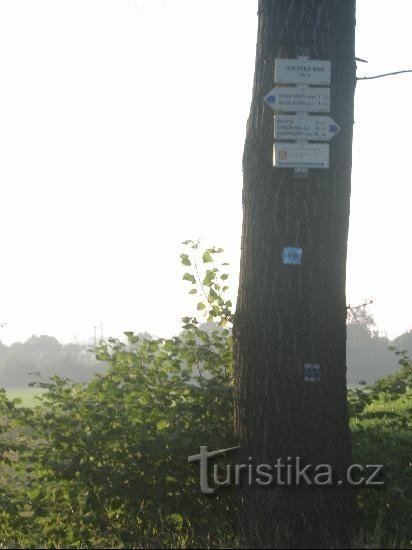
[
  {"left": 346, "top": 300, "right": 373, "bottom": 311},
  {"left": 357, "top": 69, "right": 412, "bottom": 81},
  {"left": 192, "top": 251, "right": 213, "bottom": 311}
]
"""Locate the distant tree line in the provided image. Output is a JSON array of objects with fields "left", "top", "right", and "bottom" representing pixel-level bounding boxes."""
[
  {"left": 0, "top": 335, "right": 105, "bottom": 388},
  {"left": 347, "top": 307, "right": 412, "bottom": 384},
  {"left": 0, "top": 315, "right": 410, "bottom": 388}
]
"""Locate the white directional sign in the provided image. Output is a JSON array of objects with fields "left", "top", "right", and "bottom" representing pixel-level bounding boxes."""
[
  {"left": 264, "top": 86, "right": 330, "bottom": 113},
  {"left": 274, "top": 143, "right": 329, "bottom": 169},
  {"left": 275, "top": 58, "right": 331, "bottom": 86},
  {"left": 274, "top": 115, "right": 340, "bottom": 141}
]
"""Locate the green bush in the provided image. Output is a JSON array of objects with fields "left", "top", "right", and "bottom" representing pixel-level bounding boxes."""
[
  {"left": 349, "top": 350, "right": 412, "bottom": 548},
  {"left": 0, "top": 243, "right": 410, "bottom": 548}
]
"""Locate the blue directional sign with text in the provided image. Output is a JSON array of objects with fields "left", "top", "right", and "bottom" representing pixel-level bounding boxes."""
[{"left": 274, "top": 115, "right": 340, "bottom": 141}]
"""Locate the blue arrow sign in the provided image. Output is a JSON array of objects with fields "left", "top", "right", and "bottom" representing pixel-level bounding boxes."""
[
  {"left": 274, "top": 115, "right": 340, "bottom": 142},
  {"left": 263, "top": 86, "right": 330, "bottom": 113}
]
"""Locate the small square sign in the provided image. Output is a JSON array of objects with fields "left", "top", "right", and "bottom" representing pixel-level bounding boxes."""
[
  {"left": 304, "top": 363, "right": 321, "bottom": 383},
  {"left": 282, "top": 247, "right": 303, "bottom": 265}
]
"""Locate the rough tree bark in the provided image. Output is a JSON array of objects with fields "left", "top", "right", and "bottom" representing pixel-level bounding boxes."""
[{"left": 234, "top": 1, "right": 357, "bottom": 548}]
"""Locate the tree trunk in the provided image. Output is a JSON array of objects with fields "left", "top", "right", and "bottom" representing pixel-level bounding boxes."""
[{"left": 234, "top": 1, "right": 357, "bottom": 547}]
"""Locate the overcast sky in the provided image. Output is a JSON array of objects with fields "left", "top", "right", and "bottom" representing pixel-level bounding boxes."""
[{"left": 0, "top": 0, "right": 411, "bottom": 344}]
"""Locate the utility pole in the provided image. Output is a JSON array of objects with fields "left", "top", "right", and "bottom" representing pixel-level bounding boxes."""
[{"left": 234, "top": 1, "right": 357, "bottom": 547}]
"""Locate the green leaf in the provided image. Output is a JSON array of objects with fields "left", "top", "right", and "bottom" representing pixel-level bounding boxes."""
[
  {"left": 180, "top": 254, "right": 191, "bottom": 266},
  {"left": 203, "top": 270, "right": 215, "bottom": 287},
  {"left": 202, "top": 250, "right": 213, "bottom": 263},
  {"left": 197, "top": 303, "right": 206, "bottom": 311},
  {"left": 156, "top": 420, "right": 169, "bottom": 431},
  {"left": 183, "top": 273, "right": 196, "bottom": 284},
  {"left": 208, "top": 289, "right": 218, "bottom": 301}
]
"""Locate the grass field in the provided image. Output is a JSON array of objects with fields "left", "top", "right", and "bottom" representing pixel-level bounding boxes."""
[{"left": 5, "top": 387, "right": 46, "bottom": 407}]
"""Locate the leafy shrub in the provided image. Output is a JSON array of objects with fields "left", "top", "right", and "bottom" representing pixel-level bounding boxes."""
[
  {"left": 0, "top": 243, "right": 235, "bottom": 548},
  {"left": 0, "top": 243, "right": 410, "bottom": 548},
  {"left": 349, "top": 350, "right": 412, "bottom": 547}
]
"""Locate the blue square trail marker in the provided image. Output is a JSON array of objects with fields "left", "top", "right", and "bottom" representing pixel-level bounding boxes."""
[
  {"left": 282, "top": 246, "right": 303, "bottom": 265},
  {"left": 304, "top": 363, "right": 321, "bottom": 383}
]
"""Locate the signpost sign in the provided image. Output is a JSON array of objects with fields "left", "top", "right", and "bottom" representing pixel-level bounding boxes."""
[
  {"left": 263, "top": 56, "right": 336, "bottom": 171},
  {"left": 274, "top": 143, "right": 330, "bottom": 169},
  {"left": 275, "top": 58, "right": 331, "bottom": 85},
  {"left": 274, "top": 115, "right": 340, "bottom": 141},
  {"left": 264, "top": 86, "right": 330, "bottom": 113}
]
